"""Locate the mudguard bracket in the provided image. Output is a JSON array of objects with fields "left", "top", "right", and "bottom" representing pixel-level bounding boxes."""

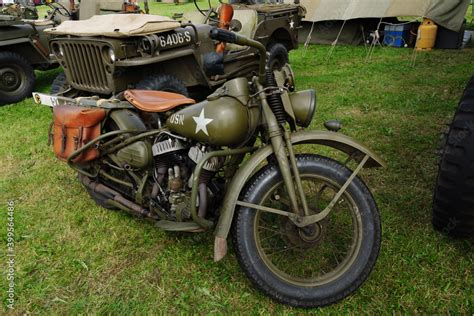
[{"left": 235, "top": 154, "right": 369, "bottom": 228}]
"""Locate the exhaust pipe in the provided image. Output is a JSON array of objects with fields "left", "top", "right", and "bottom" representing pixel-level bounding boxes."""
[{"left": 79, "top": 175, "right": 159, "bottom": 220}]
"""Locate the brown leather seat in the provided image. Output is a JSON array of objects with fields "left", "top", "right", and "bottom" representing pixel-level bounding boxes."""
[{"left": 124, "top": 90, "right": 195, "bottom": 113}]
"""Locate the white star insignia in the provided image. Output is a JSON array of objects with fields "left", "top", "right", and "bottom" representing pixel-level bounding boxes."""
[
  {"left": 193, "top": 109, "right": 213, "bottom": 136},
  {"left": 289, "top": 20, "right": 295, "bottom": 30}
]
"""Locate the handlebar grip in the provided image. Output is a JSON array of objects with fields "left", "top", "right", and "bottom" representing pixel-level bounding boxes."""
[{"left": 210, "top": 28, "right": 237, "bottom": 44}]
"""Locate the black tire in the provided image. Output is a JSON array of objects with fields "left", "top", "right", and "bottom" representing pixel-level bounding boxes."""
[
  {"left": 0, "top": 51, "right": 35, "bottom": 105},
  {"left": 135, "top": 74, "right": 188, "bottom": 96},
  {"left": 266, "top": 43, "right": 289, "bottom": 71},
  {"left": 233, "top": 154, "right": 381, "bottom": 308},
  {"left": 50, "top": 72, "right": 68, "bottom": 95},
  {"left": 50, "top": 72, "right": 81, "bottom": 98},
  {"left": 432, "top": 76, "right": 474, "bottom": 237}
]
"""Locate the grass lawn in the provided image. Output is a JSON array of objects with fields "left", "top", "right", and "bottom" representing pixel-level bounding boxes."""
[{"left": 1, "top": 2, "right": 474, "bottom": 314}]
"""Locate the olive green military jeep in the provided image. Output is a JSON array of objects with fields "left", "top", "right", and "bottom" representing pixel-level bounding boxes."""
[
  {"left": 48, "top": 0, "right": 304, "bottom": 100},
  {"left": 0, "top": 0, "right": 147, "bottom": 105},
  {"left": 0, "top": 2, "right": 72, "bottom": 105}
]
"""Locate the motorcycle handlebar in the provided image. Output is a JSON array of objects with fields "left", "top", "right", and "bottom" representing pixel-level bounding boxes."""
[
  {"left": 210, "top": 28, "right": 267, "bottom": 84},
  {"left": 210, "top": 28, "right": 237, "bottom": 44}
]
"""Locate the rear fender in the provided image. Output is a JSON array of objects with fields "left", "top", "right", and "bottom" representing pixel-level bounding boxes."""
[{"left": 213, "top": 130, "right": 385, "bottom": 261}]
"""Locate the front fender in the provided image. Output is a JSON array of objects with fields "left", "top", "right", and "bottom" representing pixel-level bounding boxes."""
[
  {"left": 213, "top": 130, "right": 385, "bottom": 261},
  {"left": 0, "top": 37, "right": 31, "bottom": 47}
]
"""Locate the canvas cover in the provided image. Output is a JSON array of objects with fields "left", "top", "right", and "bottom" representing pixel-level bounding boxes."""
[
  {"left": 45, "top": 14, "right": 181, "bottom": 38},
  {"left": 290, "top": 0, "right": 469, "bottom": 31}
]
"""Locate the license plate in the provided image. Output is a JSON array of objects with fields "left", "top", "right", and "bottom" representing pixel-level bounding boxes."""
[
  {"left": 32, "top": 92, "right": 60, "bottom": 107},
  {"left": 156, "top": 29, "right": 193, "bottom": 50}
]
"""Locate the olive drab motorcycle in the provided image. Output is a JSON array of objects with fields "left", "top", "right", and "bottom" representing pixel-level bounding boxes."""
[{"left": 34, "top": 28, "right": 384, "bottom": 307}]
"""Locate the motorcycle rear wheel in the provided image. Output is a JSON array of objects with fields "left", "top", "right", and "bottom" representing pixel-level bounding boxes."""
[{"left": 233, "top": 154, "right": 381, "bottom": 307}]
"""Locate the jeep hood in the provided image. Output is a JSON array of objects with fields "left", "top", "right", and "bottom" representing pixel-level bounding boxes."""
[
  {"left": 0, "top": 24, "right": 36, "bottom": 41},
  {"left": 45, "top": 14, "right": 181, "bottom": 38}
]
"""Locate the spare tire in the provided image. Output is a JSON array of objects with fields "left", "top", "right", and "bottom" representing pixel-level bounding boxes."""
[
  {"left": 432, "top": 76, "right": 474, "bottom": 237},
  {"left": 266, "top": 42, "right": 289, "bottom": 71}
]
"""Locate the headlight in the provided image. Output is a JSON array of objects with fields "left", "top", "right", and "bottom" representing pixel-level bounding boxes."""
[
  {"left": 103, "top": 47, "right": 116, "bottom": 64},
  {"left": 289, "top": 89, "right": 317, "bottom": 128},
  {"left": 108, "top": 47, "right": 116, "bottom": 63},
  {"left": 51, "top": 43, "right": 63, "bottom": 58}
]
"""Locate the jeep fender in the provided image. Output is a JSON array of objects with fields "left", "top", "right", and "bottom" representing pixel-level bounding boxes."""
[
  {"left": 213, "top": 130, "right": 385, "bottom": 261},
  {"left": 0, "top": 37, "right": 31, "bottom": 48},
  {"left": 0, "top": 38, "right": 49, "bottom": 65}
]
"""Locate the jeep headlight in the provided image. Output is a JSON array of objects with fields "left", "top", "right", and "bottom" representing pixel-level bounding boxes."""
[
  {"left": 51, "top": 43, "right": 63, "bottom": 59},
  {"left": 108, "top": 48, "right": 115, "bottom": 63},
  {"left": 289, "top": 89, "right": 317, "bottom": 128},
  {"left": 103, "top": 47, "right": 116, "bottom": 64}
]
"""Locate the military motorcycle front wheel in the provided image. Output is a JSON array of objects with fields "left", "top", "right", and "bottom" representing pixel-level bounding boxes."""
[{"left": 233, "top": 154, "right": 381, "bottom": 307}]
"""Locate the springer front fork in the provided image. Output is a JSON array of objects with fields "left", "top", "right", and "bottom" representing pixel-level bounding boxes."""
[
  {"left": 254, "top": 80, "right": 310, "bottom": 217},
  {"left": 240, "top": 79, "right": 370, "bottom": 227}
]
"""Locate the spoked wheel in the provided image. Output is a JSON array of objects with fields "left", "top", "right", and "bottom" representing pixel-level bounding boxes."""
[{"left": 233, "top": 154, "right": 381, "bottom": 307}]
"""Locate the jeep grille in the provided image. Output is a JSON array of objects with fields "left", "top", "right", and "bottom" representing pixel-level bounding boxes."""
[{"left": 60, "top": 41, "right": 110, "bottom": 94}]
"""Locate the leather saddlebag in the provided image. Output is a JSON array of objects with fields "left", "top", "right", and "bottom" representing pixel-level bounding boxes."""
[{"left": 51, "top": 105, "right": 106, "bottom": 162}]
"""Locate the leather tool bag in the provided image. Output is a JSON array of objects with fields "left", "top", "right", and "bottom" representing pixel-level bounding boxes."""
[{"left": 51, "top": 105, "right": 106, "bottom": 162}]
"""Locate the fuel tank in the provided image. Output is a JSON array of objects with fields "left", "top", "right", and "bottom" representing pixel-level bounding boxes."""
[{"left": 166, "top": 78, "right": 256, "bottom": 147}]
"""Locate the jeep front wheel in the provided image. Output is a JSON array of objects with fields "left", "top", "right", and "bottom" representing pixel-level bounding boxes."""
[
  {"left": 50, "top": 72, "right": 80, "bottom": 98},
  {"left": 0, "top": 51, "right": 35, "bottom": 105},
  {"left": 135, "top": 74, "right": 188, "bottom": 96},
  {"left": 50, "top": 72, "right": 68, "bottom": 95}
]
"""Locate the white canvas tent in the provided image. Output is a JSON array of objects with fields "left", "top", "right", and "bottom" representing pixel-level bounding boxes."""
[{"left": 289, "top": 0, "right": 469, "bottom": 31}]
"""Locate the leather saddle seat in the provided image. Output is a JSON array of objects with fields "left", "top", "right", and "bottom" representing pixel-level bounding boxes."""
[{"left": 124, "top": 90, "right": 195, "bottom": 113}]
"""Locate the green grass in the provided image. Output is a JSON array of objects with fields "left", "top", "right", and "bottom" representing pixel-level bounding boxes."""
[
  {"left": 36, "top": 0, "right": 220, "bottom": 18},
  {"left": 467, "top": 4, "right": 473, "bottom": 30},
  {"left": 147, "top": 0, "right": 220, "bottom": 17},
  {"left": 1, "top": 2, "right": 474, "bottom": 314}
]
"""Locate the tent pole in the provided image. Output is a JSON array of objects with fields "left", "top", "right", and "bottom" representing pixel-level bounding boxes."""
[
  {"left": 303, "top": 21, "right": 316, "bottom": 58},
  {"left": 325, "top": 19, "right": 347, "bottom": 62}
]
